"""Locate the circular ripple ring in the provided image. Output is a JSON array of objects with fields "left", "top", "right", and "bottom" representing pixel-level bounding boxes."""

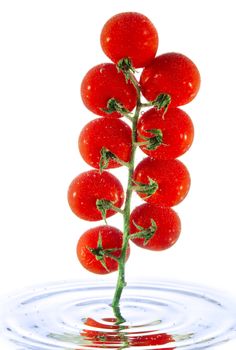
[{"left": 1, "top": 280, "right": 236, "bottom": 349}]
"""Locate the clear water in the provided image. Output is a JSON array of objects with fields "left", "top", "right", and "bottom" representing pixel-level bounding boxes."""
[{"left": 1, "top": 280, "right": 236, "bottom": 349}]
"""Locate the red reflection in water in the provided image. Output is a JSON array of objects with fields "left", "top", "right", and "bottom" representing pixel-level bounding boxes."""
[{"left": 76, "top": 317, "right": 176, "bottom": 349}]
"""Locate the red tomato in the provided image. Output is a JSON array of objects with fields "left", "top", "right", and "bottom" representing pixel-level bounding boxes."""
[
  {"left": 80, "top": 63, "right": 137, "bottom": 118},
  {"left": 129, "top": 332, "right": 175, "bottom": 349},
  {"left": 140, "top": 52, "right": 201, "bottom": 107},
  {"left": 77, "top": 226, "right": 130, "bottom": 274},
  {"left": 133, "top": 158, "right": 190, "bottom": 206},
  {"left": 79, "top": 118, "right": 132, "bottom": 169},
  {"left": 137, "top": 107, "right": 194, "bottom": 159},
  {"left": 68, "top": 170, "right": 124, "bottom": 221},
  {"left": 130, "top": 203, "right": 181, "bottom": 250},
  {"left": 100, "top": 12, "right": 158, "bottom": 68}
]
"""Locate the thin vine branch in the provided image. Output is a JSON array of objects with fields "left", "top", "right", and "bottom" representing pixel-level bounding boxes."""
[{"left": 111, "top": 59, "right": 142, "bottom": 320}]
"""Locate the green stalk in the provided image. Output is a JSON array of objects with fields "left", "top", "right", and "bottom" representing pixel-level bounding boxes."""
[{"left": 111, "top": 75, "right": 141, "bottom": 320}]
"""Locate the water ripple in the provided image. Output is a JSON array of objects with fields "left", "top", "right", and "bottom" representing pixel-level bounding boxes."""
[{"left": 1, "top": 280, "right": 236, "bottom": 349}]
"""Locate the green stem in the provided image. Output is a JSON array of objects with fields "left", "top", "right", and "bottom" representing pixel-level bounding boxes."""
[
  {"left": 111, "top": 74, "right": 141, "bottom": 319},
  {"left": 103, "top": 251, "right": 120, "bottom": 262},
  {"left": 141, "top": 102, "right": 153, "bottom": 108},
  {"left": 134, "top": 141, "right": 148, "bottom": 147},
  {"left": 116, "top": 160, "right": 131, "bottom": 168},
  {"left": 109, "top": 203, "right": 124, "bottom": 215}
]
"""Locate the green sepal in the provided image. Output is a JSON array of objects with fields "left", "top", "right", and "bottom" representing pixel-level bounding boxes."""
[
  {"left": 99, "top": 147, "right": 116, "bottom": 173},
  {"left": 96, "top": 199, "right": 123, "bottom": 223},
  {"left": 152, "top": 93, "right": 171, "bottom": 113},
  {"left": 132, "top": 176, "right": 159, "bottom": 197},
  {"left": 131, "top": 218, "right": 157, "bottom": 245},
  {"left": 88, "top": 233, "right": 121, "bottom": 272},
  {"left": 140, "top": 129, "right": 164, "bottom": 150},
  {"left": 87, "top": 233, "right": 110, "bottom": 272},
  {"left": 117, "top": 57, "right": 136, "bottom": 82},
  {"left": 99, "top": 147, "right": 130, "bottom": 172},
  {"left": 96, "top": 199, "right": 113, "bottom": 223},
  {"left": 101, "top": 98, "right": 131, "bottom": 116},
  {"left": 132, "top": 221, "right": 145, "bottom": 232}
]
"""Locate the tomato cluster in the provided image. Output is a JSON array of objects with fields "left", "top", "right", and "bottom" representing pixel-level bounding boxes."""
[{"left": 68, "top": 12, "right": 200, "bottom": 275}]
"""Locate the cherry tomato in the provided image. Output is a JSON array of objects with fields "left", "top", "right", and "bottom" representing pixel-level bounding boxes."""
[
  {"left": 140, "top": 52, "right": 201, "bottom": 107},
  {"left": 79, "top": 118, "right": 132, "bottom": 169},
  {"left": 129, "top": 332, "right": 175, "bottom": 349},
  {"left": 68, "top": 170, "right": 124, "bottom": 221},
  {"left": 130, "top": 203, "right": 181, "bottom": 250},
  {"left": 133, "top": 157, "right": 190, "bottom": 206},
  {"left": 77, "top": 226, "right": 130, "bottom": 274},
  {"left": 80, "top": 63, "right": 137, "bottom": 118},
  {"left": 100, "top": 12, "right": 158, "bottom": 68},
  {"left": 137, "top": 107, "right": 194, "bottom": 159}
]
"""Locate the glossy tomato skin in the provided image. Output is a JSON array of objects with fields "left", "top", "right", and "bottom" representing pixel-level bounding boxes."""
[
  {"left": 68, "top": 170, "right": 124, "bottom": 221},
  {"left": 77, "top": 226, "right": 130, "bottom": 274},
  {"left": 81, "top": 63, "right": 137, "bottom": 118},
  {"left": 130, "top": 203, "right": 181, "bottom": 250},
  {"left": 79, "top": 118, "right": 132, "bottom": 169},
  {"left": 140, "top": 52, "right": 201, "bottom": 107},
  {"left": 100, "top": 12, "right": 158, "bottom": 68},
  {"left": 133, "top": 157, "right": 190, "bottom": 206},
  {"left": 137, "top": 107, "right": 194, "bottom": 159}
]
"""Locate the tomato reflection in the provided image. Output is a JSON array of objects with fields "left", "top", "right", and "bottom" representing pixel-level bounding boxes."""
[{"left": 77, "top": 317, "right": 176, "bottom": 349}]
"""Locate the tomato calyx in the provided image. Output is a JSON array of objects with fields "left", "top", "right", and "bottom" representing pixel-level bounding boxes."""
[
  {"left": 131, "top": 219, "right": 157, "bottom": 245},
  {"left": 87, "top": 233, "right": 121, "bottom": 272},
  {"left": 152, "top": 93, "right": 171, "bottom": 113},
  {"left": 101, "top": 98, "right": 132, "bottom": 119},
  {"left": 99, "top": 147, "right": 130, "bottom": 173},
  {"left": 96, "top": 199, "right": 124, "bottom": 223},
  {"left": 99, "top": 147, "right": 116, "bottom": 173},
  {"left": 136, "top": 128, "right": 164, "bottom": 150},
  {"left": 117, "top": 58, "right": 136, "bottom": 82},
  {"left": 141, "top": 93, "right": 171, "bottom": 116},
  {"left": 132, "top": 177, "right": 158, "bottom": 198}
]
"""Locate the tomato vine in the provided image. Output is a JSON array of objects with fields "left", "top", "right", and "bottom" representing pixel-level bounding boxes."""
[{"left": 68, "top": 11, "right": 200, "bottom": 325}]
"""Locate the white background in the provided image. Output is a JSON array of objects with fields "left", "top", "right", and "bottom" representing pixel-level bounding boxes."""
[{"left": 1, "top": 0, "right": 236, "bottom": 348}]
